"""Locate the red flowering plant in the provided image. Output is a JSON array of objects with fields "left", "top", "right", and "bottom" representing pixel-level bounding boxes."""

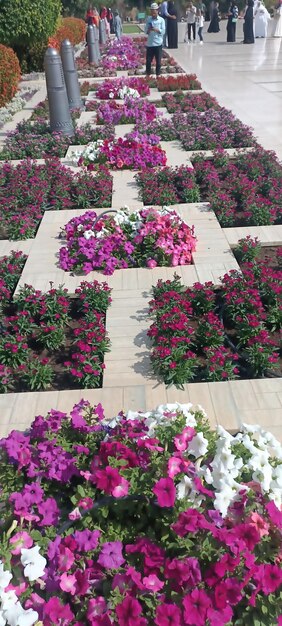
[
  {"left": 59, "top": 206, "right": 196, "bottom": 275},
  {"left": 0, "top": 399, "right": 281, "bottom": 626},
  {"left": 75, "top": 131, "right": 167, "bottom": 171},
  {"left": 148, "top": 258, "right": 281, "bottom": 386},
  {"left": 155, "top": 74, "right": 202, "bottom": 91},
  {"left": 192, "top": 147, "right": 282, "bottom": 227},
  {"left": 173, "top": 110, "right": 256, "bottom": 151},
  {"left": 0, "top": 251, "right": 27, "bottom": 310},
  {"left": 136, "top": 165, "right": 200, "bottom": 205},
  {"left": 0, "top": 281, "right": 111, "bottom": 393},
  {"left": 162, "top": 91, "right": 221, "bottom": 113},
  {"left": 0, "top": 159, "right": 113, "bottom": 240}
]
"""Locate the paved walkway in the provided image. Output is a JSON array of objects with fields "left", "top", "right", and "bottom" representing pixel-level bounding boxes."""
[{"left": 172, "top": 21, "right": 282, "bottom": 159}]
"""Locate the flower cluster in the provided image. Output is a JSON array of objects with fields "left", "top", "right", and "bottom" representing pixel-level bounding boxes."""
[
  {"left": 192, "top": 147, "right": 282, "bottom": 226},
  {"left": 0, "top": 159, "right": 113, "bottom": 240},
  {"left": 0, "top": 281, "right": 111, "bottom": 393},
  {"left": 0, "top": 251, "right": 27, "bottom": 308},
  {"left": 162, "top": 90, "right": 220, "bottom": 113},
  {"left": 96, "top": 98, "right": 159, "bottom": 125},
  {"left": 149, "top": 257, "right": 281, "bottom": 386},
  {"left": 136, "top": 165, "right": 200, "bottom": 205},
  {"left": 59, "top": 206, "right": 197, "bottom": 275},
  {"left": 155, "top": 74, "right": 202, "bottom": 91},
  {"left": 0, "top": 88, "right": 36, "bottom": 128},
  {"left": 173, "top": 109, "right": 256, "bottom": 151},
  {"left": 101, "top": 36, "right": 141, "bottom": 71},
  {"left": 0, "top": 400, "right": 281, "bottom": 626},
  {"left": 76, "top": 132, "right": 167, "bottom": 170},
  {"left": 95, "top": 77, "right": 150, "bottom": 99},
  {"left": 0, "top": 119, "right": 115, "bottom": 160},
  {"left": 136, "top": 117, "right": 178, "bottom": 141}
]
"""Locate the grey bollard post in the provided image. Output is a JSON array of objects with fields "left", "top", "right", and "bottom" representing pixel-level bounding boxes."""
[
  {"left": 44, "top": 48, "right": 74, "bottom": 137},
  {"left": 94, "top": 25, "right": 101, "bottom": 62},
  {"left": 87, "top": 25, "right": 98, "bottom": 65},
  {"left": 102, "top": 19, "right": 107, "bottom": 44},
  {"left": 61, "top": 39, "right": 84, "bottom": 111}
]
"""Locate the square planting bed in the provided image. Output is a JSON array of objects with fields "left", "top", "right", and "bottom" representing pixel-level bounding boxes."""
[
  {"left": 0, "top": 279, "right": 111, "bottom": 394},
  {"left": 148, "top": 251, "right": 281, "bottom": 387},
  {"left": 0, "top": 160, "right": 113, "bottom": 240}
]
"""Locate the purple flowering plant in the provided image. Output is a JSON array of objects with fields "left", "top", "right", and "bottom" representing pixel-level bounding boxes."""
[{"left": 0, "top": 399, "right": 281, "bottom": 625}]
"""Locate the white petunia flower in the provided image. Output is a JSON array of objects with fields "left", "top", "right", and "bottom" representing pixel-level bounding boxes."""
[
  {"left": 20, "top": 546, "right": 46, "bottom": 582},
  {"left": 188, "top": 432, "right": 209, "bottom": 458},
  {"left": 177, "top": 475, "right": 193, "bottom": 500},
  {"left": 84, "top": 230, "right": 95, "bottom": 240},
  {"left": 0, "top": 563, "right": 12, "bottom": 592}
]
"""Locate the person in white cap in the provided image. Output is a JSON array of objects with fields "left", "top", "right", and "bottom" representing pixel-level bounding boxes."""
[{"left": 145, "top": 3, "right": 166, "bottom": 76}]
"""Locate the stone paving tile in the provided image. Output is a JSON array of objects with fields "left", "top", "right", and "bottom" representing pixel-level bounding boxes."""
[
  {"left": 160, "top": 140, "right": 191, "bottom": 167},
  {"left": 208, "top": 382, "right": 242, "bottom": 430},
  {"left": 224, "top": 225, "right": 282, "bottom": 247},
  {"left": 0, "top": 85, "right": 46, "bottom": 144},
  {"left": 0, "top": 239, "right": 34, "bottom": 257},
  {"left": 115, "top": 124, "right": 135, "bottom": 138},
  {"left": 111, "top": 170, "right": 142, "bottom": 207}
]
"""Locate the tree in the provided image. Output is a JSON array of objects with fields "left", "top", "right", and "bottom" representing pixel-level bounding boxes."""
[{"left": 0, "top": 0, "right": 61, "bottom": 48}]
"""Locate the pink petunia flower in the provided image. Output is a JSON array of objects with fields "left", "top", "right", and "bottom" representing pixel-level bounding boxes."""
[
  {"left": 142, "top": 574, "right": 164, "bottom": 592},
  {"left": 155, "top": 603, "right": 182, "bottom": 626},
  {"left": 59, "top": 572, "right": 77, "bottom": 595},
  {"left": 183, "top": 589, "right": 211, "bottom": 625},
  {"left": 153, "top": 477, "right": 176, "bottom": 508},
  {"left": 10, "top": 531, "right": 33, "bottom": 555}
]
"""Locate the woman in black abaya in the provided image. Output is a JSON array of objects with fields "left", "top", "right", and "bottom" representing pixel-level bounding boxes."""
[
  {"left": 243, "top": 0, "right": 255, "bottom": 42},
  {"left": 207, "top": 1, "right": 220, "bottom": 32},
  {"left": 167, "top": 0, "right": 178, "bottom": 48}
]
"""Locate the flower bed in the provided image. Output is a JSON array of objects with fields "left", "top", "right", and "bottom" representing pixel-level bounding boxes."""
[
  {"left": 136, "top": 118, "right": 179, "bottom": 141},
  {"left": 76, "top": 132, "right": 167, "bottom": 170},
  {"left": 234, "top": 237, "right": 282, "bottom": 271},
  {"left": 0, "top": 400, "right": 281, "bottom": 626},
  {"left": 173, "top": 110, "right": 256, "bottom": 151},
  {"left": 0, "top": 119, "right": 115, "bottom": 161},
  {"left": 0, "top": 281, "right": 111, "bottom": 392},
  {"left": 0, "top": 160, "right": 113, "bottom": 240},
  {"left": 94, "top": 77, "right": 150, "bottom": 99},
  {"left": 0, "top": 251, "right": 27, "bottom": 307},
  {"left": 153, "top": 74, "right": 202, "bottom": 91},
  {"left": 59, "top": 206, "right": 196, "bottom": 275},
  {"left": 149, "top": 256, "right": 281, "bottom": 386},
  {"left": 162, "top": 91, "right": 220, "bottom": 113},
  {"left": 96, "top": 99, "right": 159, "bottom": 125},
  {"left": 0, "top": 88, "right": 37, "bottom": 128},
  {"left": 136, "top": 166, "right": 200, "bottom": 205},
  {"left": 101, "top": 37, "right": 141, "bottom": 71},
  {"left": 192, "top": 148, "right": 282, "bottom": 226}
]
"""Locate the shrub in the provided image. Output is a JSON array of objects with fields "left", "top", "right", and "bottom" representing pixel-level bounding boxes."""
[
  {"left": 49, "top": 17, "right": 86, "bottom": 49},
  {"left": 0, "top": 44, "right": 21, "bottom": 108}
]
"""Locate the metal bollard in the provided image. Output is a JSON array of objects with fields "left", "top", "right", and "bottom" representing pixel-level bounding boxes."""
[
  {"left": 87, "top": 25, "right": 98, "bottom": 65},
  {"left": 44, "top": 48, "right": 74, "bottom": 137},
  {"left": 61, "top": 39, "right": 84, "bottom": 111},
  {"left": 94, "top": 25, "right": 101, "bottom": 62},
  {"left": 99, "top": 19, "right": 107, "bottom": 45},
  {"left": 102, "top": 19, "right": 107, "bottom": 44}
]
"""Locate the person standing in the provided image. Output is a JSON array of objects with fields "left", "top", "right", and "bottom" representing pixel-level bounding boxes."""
[
  {"left": 186, "top": 2, "right": 197, "bottom": 41},
  {"left": 107, "top": 8, "right": 114, "bottom": 34},
  {"left": 272, "top": 0, "right": 282, "bottom": 36},
  {"left": 145, "top": 3, "right": 165, "bottom": 77},
  {"left": 226, "top": 1, "right": 239, "bottom": 41},
  {"left": 167, "top": 0, "right": 178, "bottom": 47},
  {"left": 196, "top": 9, "right": 204, "bottom": 41},
  {"left": 243, "top": 0, "right": 255, "bottom": 42},
  {"left": 114, "top": 9, "right": 123, "bottom": 39},
  {"left": 207, "top": 1, "right": 220, "bottom": 31},
  {"left": 254, "top": 1, "right": 270, "bottom": 36}
]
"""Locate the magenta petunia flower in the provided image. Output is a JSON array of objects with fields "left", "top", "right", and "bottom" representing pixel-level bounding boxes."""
[
  {"left": 153, "top": 477, "right": 176, "bottom": 508},
  {"left": 155, "top": 603, "right": 182, "bottom": 626},
  {"left": 98, "top": 541, "right": 125, "bottom": 570},
  {"left": 183, "top": 589, "right": 211, "bottom": 625},
  {"left": 115, "top": 596, "right": 145, "bottom": 626},
  {"left": 95, "top": 466, "right": 123, "bottom": 495}
]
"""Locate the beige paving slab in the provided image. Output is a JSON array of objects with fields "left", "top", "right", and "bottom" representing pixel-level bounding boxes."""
[
  {"left": 115, "top": 124, "right": 135, "bottom": 139},
  {"left": 0, "top": 239, "right": 34, "bottom": 257},
  {"left": 208, "top": 381, "right": 241, "bottom": 430},
  {"left": 224, "top": 225, "right": 282, "bottom": 247},
  {"left": 256, "top": 393, "right": 282, "bottom": 410},
  {"left": 160, "top": 140, "right": 192, "bottom": 167},
  {"left": 111, "top": 170, "right": 142, "bottom": 207},
  {"left": 76, "top": 111, "right": 96, "bottom": 128}
]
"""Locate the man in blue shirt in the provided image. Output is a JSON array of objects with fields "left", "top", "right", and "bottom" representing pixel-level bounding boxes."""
[{"left": 145, "top": 3, "right": 165, "bottom": 77}]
